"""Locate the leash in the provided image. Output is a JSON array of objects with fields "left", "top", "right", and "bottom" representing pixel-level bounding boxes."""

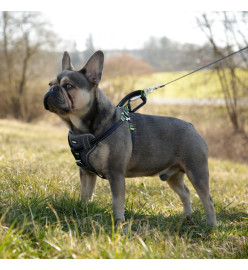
[{"left": 119, "top": 45, "right": 248, "bottom": 111}]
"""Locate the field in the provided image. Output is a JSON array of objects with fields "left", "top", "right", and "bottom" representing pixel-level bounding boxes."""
[
  {"left": 134, "top": 70, "right": 223, "bottom": 99},
  {"left": 0, "top": 114, "right": 247, "bottom": 259},
  {"left": 103, "top": 68, "right": 248, "bottom": 101}
]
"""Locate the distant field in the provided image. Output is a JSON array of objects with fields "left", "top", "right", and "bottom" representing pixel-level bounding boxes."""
[
  {"left": 0, "top": 119, "right": 247, "bottom": 258},
  {"left": 130, "top": 68, "right": 248, "bottom": 99}
]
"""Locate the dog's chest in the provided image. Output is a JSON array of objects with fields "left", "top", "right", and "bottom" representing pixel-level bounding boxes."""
[{"left": 67, "top": 114, "right": 88, "bottom": 132}]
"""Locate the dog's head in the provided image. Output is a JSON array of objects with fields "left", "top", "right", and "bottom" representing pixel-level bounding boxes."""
[{"left": 43, "top": 51, "right": 104, "bottom": 115}]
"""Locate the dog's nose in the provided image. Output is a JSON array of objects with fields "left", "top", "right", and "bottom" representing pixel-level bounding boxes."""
[
  {"left": 43, "top": 91, "right": 50, "bottom": 110},
  {"left": 43, "top": 85, "right": 60, "bottom": 110},
  {"left": 49, "top": 85, "right": 60, "bottom": 92},
  {"left": 43, "top": 84, "right": 64, "bottom": 110}
]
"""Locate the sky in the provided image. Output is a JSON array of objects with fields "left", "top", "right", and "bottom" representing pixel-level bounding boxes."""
[
  {"left": 42, "top": 9, "right": 206, "bottom": 51},
  {"left": 2, "top": 0, "right": 248, "bottom": 51}
]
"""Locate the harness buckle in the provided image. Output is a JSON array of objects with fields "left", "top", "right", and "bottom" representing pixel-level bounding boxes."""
[
  {"left": 75, "top": 160, "right": 83, "bottom": 166},
  {"left": 121, "top": 112, "right": 130, "bottom": 122}
]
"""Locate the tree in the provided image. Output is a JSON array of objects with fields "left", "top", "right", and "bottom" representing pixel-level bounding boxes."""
[
  {"left": 196, "top": 12, "right": 248, "bottom": 133},
  {"left": 141, "top": 36, "right": 214, "bottom": 72},
  {"left": 0, "top": 11, "right": 56, "bottom": 121},
  {"left": 102, "top": 53, "right": 155, "bottom": 103}
]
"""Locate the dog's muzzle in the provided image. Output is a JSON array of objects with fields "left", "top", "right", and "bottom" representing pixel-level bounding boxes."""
[
  {"left": 43, "top": 85, "right": 71, "bottom": 113},
  {"left": 43, "top": 85, "right": 62, "bottom": 110}
]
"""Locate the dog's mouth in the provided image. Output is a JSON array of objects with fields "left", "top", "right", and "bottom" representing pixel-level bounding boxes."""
[
  {"left": 44, "top": 85, "right": 75, "bottom": 113},
  {"left": 63, "top": 88, "right": 75, "bottom": 110}
]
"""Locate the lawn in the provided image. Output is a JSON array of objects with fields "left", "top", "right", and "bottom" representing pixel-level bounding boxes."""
[{"left": 0, "top": 118, "right": 247, "bottom": 259}]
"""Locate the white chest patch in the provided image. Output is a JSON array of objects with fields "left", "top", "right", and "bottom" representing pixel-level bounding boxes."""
[{"left": 68, "top": 114, "right": 85, "bottom": 131}]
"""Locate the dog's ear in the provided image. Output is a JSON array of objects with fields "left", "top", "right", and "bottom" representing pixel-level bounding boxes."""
[
  {"left": 62, "top": 51, "right": 74, "bottom": 71},
  {"left": 80, "top": 51, "right": 104, "bottom": 85}
]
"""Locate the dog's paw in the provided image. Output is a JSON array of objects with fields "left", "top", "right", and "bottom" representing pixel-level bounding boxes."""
[
  {"left": 115, "top": 219, "right": 129, "bottom": 234},
  {"left": 115, "top": 218, "right": 125, "bottom": 226},
  {"left": 182, "top": 209, "right": 193, "bottom": 217},
  {"left": 81, "top": 197, "right": 93, "bottom": 203}
]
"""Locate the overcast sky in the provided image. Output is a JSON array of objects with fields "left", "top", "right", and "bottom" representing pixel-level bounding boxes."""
[
  {"left": 3, "top": 0, "right": 247, "bottom": 51},
  {"left": 43, "top": 9, "right": 207, "bottom": 51}
]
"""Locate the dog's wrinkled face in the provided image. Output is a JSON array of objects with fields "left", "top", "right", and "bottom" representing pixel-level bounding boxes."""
[
  {"left": 43, "top": 51, "right": 104, "bottom": 116},
  {"left": 44, "top": 70, "right": 92, "bottom": 114}
]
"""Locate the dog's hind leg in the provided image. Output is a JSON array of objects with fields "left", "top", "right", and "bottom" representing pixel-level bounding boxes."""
[
  {"left": 166, "top": 172, "right": 193, "bottom": 217},
  {"left": 80, "top": 169, "right": 97, "bottom": 202},
  {"left": 185, "top": 164, "right": 217, "bottom": 226}
]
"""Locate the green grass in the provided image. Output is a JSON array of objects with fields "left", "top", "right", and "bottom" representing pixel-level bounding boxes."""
[{"left": 0, "top": 119, "right": 247, "bottom": 258}]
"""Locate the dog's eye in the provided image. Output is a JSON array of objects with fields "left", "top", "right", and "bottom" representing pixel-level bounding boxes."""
[{"left": 64, "top": 83, "right": 73, "bottom": 90}]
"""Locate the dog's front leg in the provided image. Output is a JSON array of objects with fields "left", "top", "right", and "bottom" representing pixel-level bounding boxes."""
[
  {"left": 109, "top": 174, "right": 125, "bottom": 222},
  {"left": 80, "top": 169, "right": 97, "bottom": 202}
]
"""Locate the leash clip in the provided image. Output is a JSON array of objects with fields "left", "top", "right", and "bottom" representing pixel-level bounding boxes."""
[
  {"left": 144, "top": 88, "right": 153, "bottom": 95},
  {"left": 144, "top": 86, "right": 161, "bottom": 95}
]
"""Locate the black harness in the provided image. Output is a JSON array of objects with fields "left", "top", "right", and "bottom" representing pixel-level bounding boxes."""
[
  {"left": 68, "top": 90, "right": 146, "bottom": 179},
  {"left": 68, "top": 109, "right": 135, "bottom": 179}
]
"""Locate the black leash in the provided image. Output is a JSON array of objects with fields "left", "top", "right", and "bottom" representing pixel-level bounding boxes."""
[
  {"left": 122, "top": 45, "right": 248, "bottom": 109},
  {"left": 148, "top": 45, "right": 248, "bottom": 91}
]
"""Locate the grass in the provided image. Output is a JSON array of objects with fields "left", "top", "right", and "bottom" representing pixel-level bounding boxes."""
[{"left": 0, "top": 118, "right": 247, "bottom": 259}]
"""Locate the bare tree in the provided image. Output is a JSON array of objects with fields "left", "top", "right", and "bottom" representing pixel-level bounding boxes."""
[
  {"left": 0, "top": 11, "right": 56, "bottom": 121},
  {"left": 102, "top": 53, "right": 155, "bottom": 103},
  {"left": 197, "top": 12, "right": 248, "bottom": 133}
]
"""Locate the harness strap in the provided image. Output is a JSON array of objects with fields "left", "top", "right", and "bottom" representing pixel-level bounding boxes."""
[
  {"left": 68, "top": 111, "right": 135, "bottom": 179},
  {"left": 68, "top": 132, "right": 103, "bottom": 177},
  {"left": 90, "top": 111, "right": 134, "bottom": 146},
  {"left": 91, "top": 118, "right": 125, "bottom": 145}
]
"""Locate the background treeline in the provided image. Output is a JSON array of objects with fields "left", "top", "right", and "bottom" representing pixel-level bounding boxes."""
[{"left": 0, "top": 11, "right": 248, "bottom": 134}]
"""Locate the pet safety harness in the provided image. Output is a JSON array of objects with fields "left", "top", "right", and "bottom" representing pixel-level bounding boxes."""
[
  {"left": 68, "top": 108, "right": 138, "bottom": 179},
  {"left": 68, "top": 90, "right": 146, "bottom": 178}
]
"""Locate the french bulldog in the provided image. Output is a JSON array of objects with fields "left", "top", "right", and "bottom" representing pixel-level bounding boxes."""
[{"left": 43, "top": 51, "right": 217, "bottom": 226}]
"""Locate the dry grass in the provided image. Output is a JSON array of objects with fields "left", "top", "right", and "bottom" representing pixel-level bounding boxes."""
[{"left": 0, "top": 110, "right": 247, "bottom": 258}]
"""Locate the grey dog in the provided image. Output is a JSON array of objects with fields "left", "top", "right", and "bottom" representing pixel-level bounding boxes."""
[{"left": 43, "top": 51, "right": 217, "bottom": 226}]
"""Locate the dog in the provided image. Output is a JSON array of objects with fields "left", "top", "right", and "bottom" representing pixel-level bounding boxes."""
[{"left": 43, "top": 51, "right": 217, "bottom": 226}]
